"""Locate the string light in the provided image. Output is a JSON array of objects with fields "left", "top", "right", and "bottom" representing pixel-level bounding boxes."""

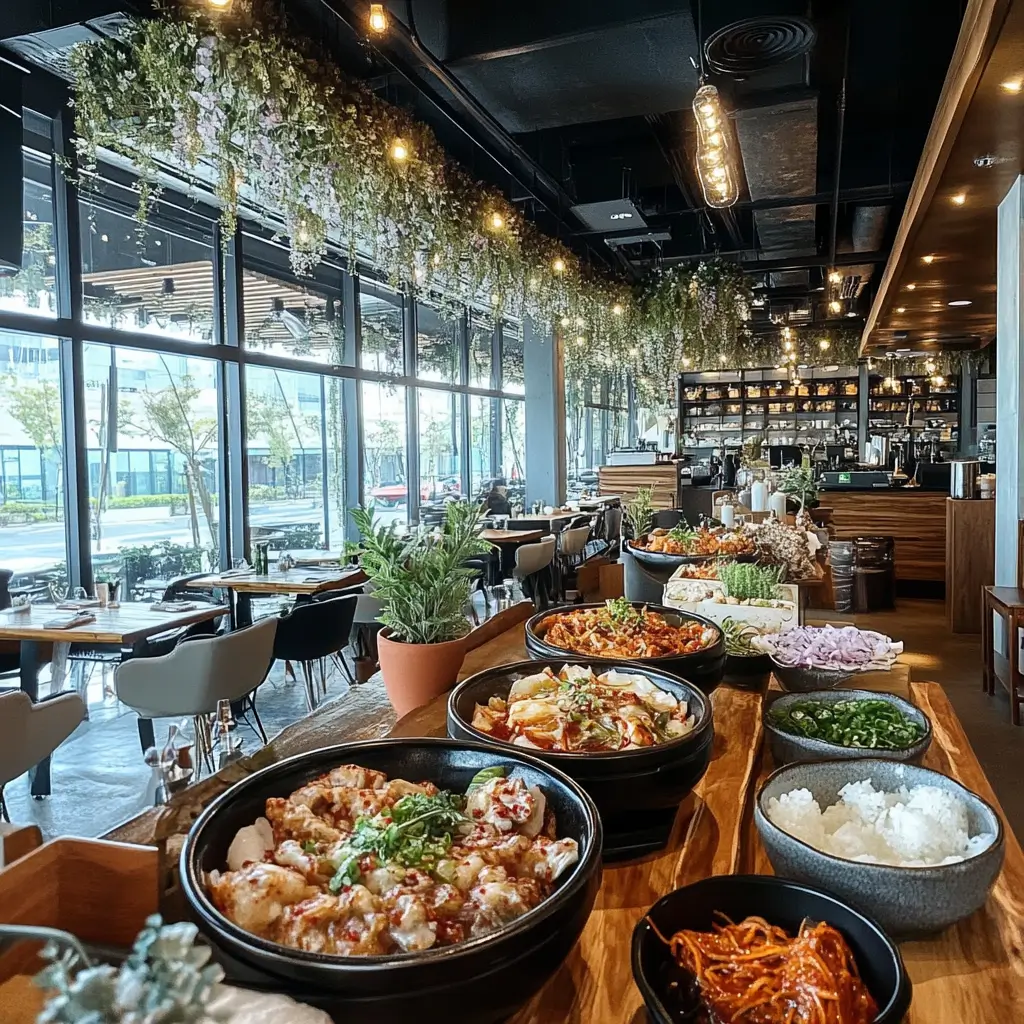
[
  {"left": 389, "top": 138, "right": 408, "bottom": 162},
  {"left": 488, "top": 211, "right": 505, "bottom": 231},
  {"left": 552, "top": 257, "right": 566, "bottom": 274},
  {"left": 692, "top": 84, "right": 738, "bottom": 209},
  {"left": 829, "top": 300, "right": 842, "bottom": 314},
  {"left": 368, "top": 3, "right": 388, "bottom": 33},
  {"left": 819, "top": 339, "right": 830, "bottom": 351},
  {"left": 828, "top": 270, "right": 842, "bottom": 284},
  {"left": 612, "top": 303, "right": 624, "bottom": 315}
]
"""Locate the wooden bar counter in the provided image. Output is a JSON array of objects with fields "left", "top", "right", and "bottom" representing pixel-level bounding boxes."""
[
  {"left": 101, "top": 613, "right": 1023, "bottom": 1023},
  {"left": 823, "top": 489, "right": 948, "bottom": 582},
  {"left": 598, "top": 462, "right": 679, "bottom": 509}
]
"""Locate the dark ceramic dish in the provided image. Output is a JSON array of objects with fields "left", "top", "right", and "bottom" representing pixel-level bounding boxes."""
[
  {"left": 763, "top": 688, "right": 932, "bottom": 765},
  {"left": 755, "top": 759, "right": 1005, "bottom": 935},
  {"left": 723, "top": 650, "right": 773, "bottom": 690},
  {"left": 524, "top": 602, "right": 726, "bottom": 695},
  {"left": 180, "top": 738, "right": 603, "bottom": 1024},
  {"left": 447, "top": 658, "right": 714, "bottom": 858},
  {"left": 632, "top": 875, "right": 912, "bottom": 1024},
  {"left": 769, "top": 655, "right": 854, "bottom": 692},
  {"left": 625, "top": 537, "right": 755, "bottom": 571}
]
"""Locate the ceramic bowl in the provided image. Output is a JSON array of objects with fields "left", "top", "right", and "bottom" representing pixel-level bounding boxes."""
[
  {"left": 763, "top": 689, "right": 932, "bottom": 765},
  {"left": 632, "top": 874, "right": 912, "bottom": 1024},
  {"left": 447, "top": 658, "right": 714, "bottom": 858},
  {"left": 755, "top": 758, "right": 1005, "bottom": 935},
  {"left": 525, "top": 602, "right": 726, "bottom": 695},
  {"left": 180, "top": 738, "right": 602, "bottom": 1024},
  {"left": 769, "top": 655, "right": 854, "bottom": 692}
]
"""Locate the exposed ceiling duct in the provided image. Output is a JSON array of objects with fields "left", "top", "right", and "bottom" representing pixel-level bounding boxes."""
[
  {"left": 733, "top": 93, "right": 819, "bottom": 289},
  {"left": 837, "top": 203, "right": 890, "bottom": 298}
]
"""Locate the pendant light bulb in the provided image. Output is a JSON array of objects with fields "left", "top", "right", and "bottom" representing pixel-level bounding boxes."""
[
  {"left": 368, "top": 3, "right": 388, "bottom": 33},
  {"left": 389, "top": 138, "right": 409, "bottom": 162},
  {"left": 552, "top": 257, "right": 566, "bottom": 274},
  {"left": 692, "top": 84, "right": 738, "bottom": 209}
]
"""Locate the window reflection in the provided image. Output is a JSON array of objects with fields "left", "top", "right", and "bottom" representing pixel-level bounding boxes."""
[
  {"left": 418, "top": 388, "right": 462, "bottom": 511},
  {"left": 83, "top": 344, "right": 220, "bottom": 596},
  {"left": 416, "top": 300, "right": 460, "bottom": 384},
  {"left": 362, "top": 380, "right": 407, "bottom": 528},
  {"left": 0, "top": 154, "right": 57, "bottom": 319},
  {"left": 0, "top": 331, "right": 64, "bottom": 587},
  {"left": 501, "top": 321, "right": 524, "bottom": 394},
  {"left": 469, "top": 313, "right": 493, "bottom": 388},
  {"left": 501, "top": 399, "right": 526, "bottom": 506},
  {"left": 360, "top": 281, "right": 404, "bottom": 375},
  {"left": 470, "top": 395, "right": 497, "bottom": 498},
  {"left": 80, "top": 201, "right": 217, "bottom": 343}
]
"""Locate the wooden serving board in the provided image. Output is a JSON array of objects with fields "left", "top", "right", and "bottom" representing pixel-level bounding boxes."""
[{"left": 393, "top": 674, "right": 1024, "bottom": 1023}]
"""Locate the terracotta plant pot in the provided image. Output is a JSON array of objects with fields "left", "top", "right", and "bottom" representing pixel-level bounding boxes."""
[{"left": 377, "top": 627, "right": 468, "bottom": 717}]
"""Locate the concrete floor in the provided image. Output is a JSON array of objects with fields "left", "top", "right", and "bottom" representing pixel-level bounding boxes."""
[{"left": 4, "top": 598, "right": 1021, "bottom": 843}]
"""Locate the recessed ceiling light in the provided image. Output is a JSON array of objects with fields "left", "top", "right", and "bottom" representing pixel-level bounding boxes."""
[
  {"left": 922, "top": 254, "right": 936, "bottom": 264},
  {"left": 896, "top": 306, "right": 906, "bottom": 313},
  {"left": 951, "top": 193, "right": 967, "bottom": 205},
  {"left": 1001, "top": 79, "right": 1023, "bottom": 93},
  {"left": 906, "top": 283, "right": 916, "bottom": 291},
  {"left": 948, "top": 299, "right": 972, "bottom": 306},
  {"left": 845, "top": 311, "right": 858, "bottom": 318}
]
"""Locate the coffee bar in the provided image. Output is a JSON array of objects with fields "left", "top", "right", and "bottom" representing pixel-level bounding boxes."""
[{"left": 2, "top": 3, "right": 1024, "bottom": 1024}]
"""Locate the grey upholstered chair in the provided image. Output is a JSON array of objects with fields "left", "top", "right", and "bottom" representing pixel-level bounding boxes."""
[
  {"left": 514, "top": 536, "right": 556, "bottom": 609},
  {"left": 114, "top": 615, "right": 278, "bottom": 776},
  {"left": 0, "top": 691, "right": 86, "bottom": 820}
]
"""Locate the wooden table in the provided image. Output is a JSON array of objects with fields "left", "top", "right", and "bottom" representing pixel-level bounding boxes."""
[
  {"left": 981, "top": 585, "right": 1024, "bottom": 724},
  {"left": 191, "top": 566, "right": 366, "bottom": 626},
  {"left": 480, "top": 529, "right": 544, "bottom": 578},
  {"left": 0, "top": 602, "right": 228, "bottom": 796}
]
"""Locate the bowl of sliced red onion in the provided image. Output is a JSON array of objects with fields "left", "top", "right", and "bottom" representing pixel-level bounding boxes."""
[{"left": 754, "top": 625, "right": 904, "bottom": 693}]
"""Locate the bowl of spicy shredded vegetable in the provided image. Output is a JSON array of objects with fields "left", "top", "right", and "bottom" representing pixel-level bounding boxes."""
[
  {"left": 525, "top": 600, "right": 726, "bottom": 695},
  {"left": 632, "top": 874, "right": 911, "bottom": 1024},
  {"left": 764, "top": 690, "right": 932, "bottom": 766}
]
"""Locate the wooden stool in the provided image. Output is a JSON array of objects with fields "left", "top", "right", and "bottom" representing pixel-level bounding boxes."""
[{"left": 981, "top": 586, "right": 1024, "bottom": 725}]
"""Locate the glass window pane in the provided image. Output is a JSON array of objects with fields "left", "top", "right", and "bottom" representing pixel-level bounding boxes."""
[
  {"left": 0, "top": 331, "right": 65, "bottom": 591},
  {"left": 416, "top": 300, "right": 460, "bottom": 384},
  {"left": 418, "top": 388, "right": 462, "bottom": 509},
  {"left": 360, "top": 281, "right": 404, "bottom": 375},
  {"left": 0, "top": 154, "right": 57, "bottom": 319},
  {"left": 245, "top": 365, "right": 328, "bottom": 552},
  {"left": 469, "top": 313, "right": 493, "bottom": 388},
  {"left": 470, "top": 395, "right": 496, "bottom": 498},
  {"left": 362, "top": 380, "right": 407, "bottom": 528},
  {"left": 500, "top": 399, "right": 525, "bottom": 507},
  {"left": 83, "top": 344, "right": 220, "bottom": 591},
  {"left": 243, "top": 268, "right": 347, "bottom": 365},
  {"left": 80, "top": 201, "right": 217, "bottom": 343},
  {"left": 501, "top": 321, "right": 524, "bottom": 395}
]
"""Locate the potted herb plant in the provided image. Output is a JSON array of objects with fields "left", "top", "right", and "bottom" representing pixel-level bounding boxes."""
[
  {"left": 352, "top": 502, "right": 492, "bottom": 716},
  {"left": 776, "top": 466, "right": 819, "bottom": 511}
]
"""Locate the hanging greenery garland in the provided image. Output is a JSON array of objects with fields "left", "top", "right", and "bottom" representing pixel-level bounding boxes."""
[{"left": 68, "top": 0, "right": 892, "bottom": 403}]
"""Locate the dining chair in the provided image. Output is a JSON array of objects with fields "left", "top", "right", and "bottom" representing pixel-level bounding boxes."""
[
  {"left": 514, "top": 536, "right": 557, "bottom": 609},
  {"left": 0, "top": 691, "right": 86, "bottom": 820},
  {"left": 114, "top": 615, "right": 278, "bottom": 776},
  {"left": 272, "top": 594, "right": 359, "bottom": 711},
  {"left": 556, "top": 525, "right": 592, "bottom": 599}
]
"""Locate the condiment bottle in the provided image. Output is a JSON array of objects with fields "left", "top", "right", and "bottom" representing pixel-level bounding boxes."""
[
  {"left": 750, "top": 477, "right": 768, "bottom": 513},
  {"left": 720, "top": 499, "right": 735, "bottom": 527}
]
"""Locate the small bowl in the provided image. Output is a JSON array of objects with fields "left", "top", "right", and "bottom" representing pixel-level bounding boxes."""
[
  {"left": 632, "top": 874, "right": 912, "bottom": 1024},
  {"left": 755, "top": 758, "right": 1005, "bottom": 935},
  {"left": 723, "top": 650, "right": 773, "bottom": 689},
  {"left": 180, "top": 738, "right": 602, "bottom": 1024},
  {"left": 764, "top": 689, "right": 932, "bottom": 765},
  {"left": 769, "top": 655, "right": 854, "bottom": 692},
  {"left": 525, "top": 602, "right": 726, "bottom": 695},
  {"left": 447, "top": 659, "right": 714, "bottom": 857}
]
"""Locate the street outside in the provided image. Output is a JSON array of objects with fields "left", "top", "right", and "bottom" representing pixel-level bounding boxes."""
[{"left": 0, "top": 498, "right": 409, "bottom": 576}]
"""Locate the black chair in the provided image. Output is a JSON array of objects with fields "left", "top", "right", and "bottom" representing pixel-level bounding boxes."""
[
  {"left": 273, "top": 593, "right": 358, "bottom": 711},
  {"left": 462, "top": 557, "right": 492, "bottom": 621},
  {"left": 0, "top": 568, "right": 12, "bottom": 611}
]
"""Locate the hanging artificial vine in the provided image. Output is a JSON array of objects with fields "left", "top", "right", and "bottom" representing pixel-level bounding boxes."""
[{"left": 69, "top": 0, "right": 882, "bottom": 401}]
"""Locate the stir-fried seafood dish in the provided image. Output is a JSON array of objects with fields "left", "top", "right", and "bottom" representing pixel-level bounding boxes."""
[
  {"left": 471, "top": 664, "right": 697, "bottom": 752},
  {"left": 207, "top": 764, "right": 578, "bottom": 956},
  {"left": 633, "top": 526, "right": 755, "bottom": 557},
  {"left": 536, "top": 599, "right": 718, "bottom": 660}
]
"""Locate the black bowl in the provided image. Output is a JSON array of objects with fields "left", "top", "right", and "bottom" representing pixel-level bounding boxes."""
[
  {"left": 632, "top": 875, "right": 912, "bottom": 1024},
  {"left": 723, "top": 650, "right": 773, "bottom": 690},
  {"left": 447, "top": 659, "right": 714, "bottom": 858},
  {"left": 524, "top": 602, "right": 727, "bottom": 695},
  {"left": 180, "top": 738, "right": 603, "bottom": 1024}
]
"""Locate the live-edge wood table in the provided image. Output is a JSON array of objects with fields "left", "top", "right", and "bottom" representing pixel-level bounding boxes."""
[
  {"left": 0, "top": 602, "right": 228, "bottom": 796},
  {"left": 105, "top": 614, "right": 1023, "bottom": 1022}
]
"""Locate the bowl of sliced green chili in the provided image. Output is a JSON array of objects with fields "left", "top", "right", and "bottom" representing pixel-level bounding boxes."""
[{"left": 764, "top": 688, "right": 932, "bottom": 765}]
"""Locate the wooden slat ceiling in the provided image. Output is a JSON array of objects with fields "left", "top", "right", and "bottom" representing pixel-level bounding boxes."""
[{"left": 862, "top": 0, "right": 1019, "bottom": 354}]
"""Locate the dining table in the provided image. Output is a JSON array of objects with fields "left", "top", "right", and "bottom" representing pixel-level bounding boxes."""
[
  {"left": 0, "top": 601, "right": 229, "bottom": 796},
  {"left": 104, "top": 611, "right": 1023, "bottom": 1022},
  {"left": 190, "top": 565, "right": 367, "bottom": 626},
  {"left": 480, "top": 528, "right": 544, "bottom": 578}
]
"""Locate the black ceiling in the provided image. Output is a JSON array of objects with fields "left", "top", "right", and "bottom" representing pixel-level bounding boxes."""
[{"left": 2, "top": 0, "right": 967, "bottom": 331}]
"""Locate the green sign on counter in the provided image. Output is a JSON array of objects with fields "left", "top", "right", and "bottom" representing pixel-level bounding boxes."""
[{"left": 838, "top": 472, "right": 852, "bottom": 483}]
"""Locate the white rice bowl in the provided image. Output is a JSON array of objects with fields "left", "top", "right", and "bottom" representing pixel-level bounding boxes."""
[{"left": 766, "top": 778, "right": 996, "bottom": 867}]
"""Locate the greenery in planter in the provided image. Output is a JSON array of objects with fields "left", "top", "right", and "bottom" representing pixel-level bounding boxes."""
[
  {"left": 623, "top": 487, "right": 654, "bottom": 541},
  {"left": 777, "top": 466, "right": 818, "bottom": 509},
  {"left": 718, "top": 562, "right": 783, "bottom": 602},
  {"left": 352, "top": 502, "right": 492, "bottom": 645}
]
